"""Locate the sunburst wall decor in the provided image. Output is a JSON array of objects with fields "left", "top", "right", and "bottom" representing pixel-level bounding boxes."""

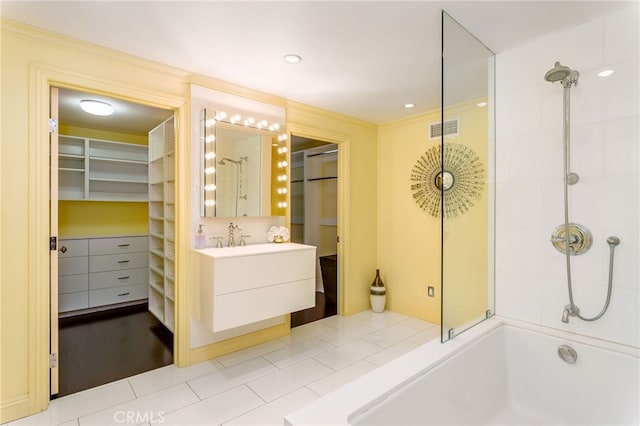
[{"left": 410, "top": 143, "right": 485, "bottom": 218}]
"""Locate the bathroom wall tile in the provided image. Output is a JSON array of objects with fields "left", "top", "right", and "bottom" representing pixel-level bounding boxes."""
[
  {"left": 223, "top": 387, "right": 318, "bottom": 426},
  {"left": 187, "top": 357, "right": 277, "bottom": 400},
  {"left": 262, "top": 338, "right": 335, "bottom": 369},
  {"left": 495, "top": 181, "right": 543, "bottom": 229},
  {"left": 128, "top": 360, "right": 223, "bottom": 397},
  {"left": 602, "top": 117, "right": 639, "bottom": 177},
  {"left": 78, "top": 383, "right": 198, "bottom": 425},
  {"left": 495, "top": 84, "right": 542, "bottom": 138},
  {"left": 604, "top": 4, "right": 640, "bottom": 65},
  {"left": 215, "top": 339, "right": 288, "bottom": 368},
  {"left": 495, "top": 272, "right": 542, "bottom": 324},
  {"left": 246, "top": 359, "right": 332, "bottom": 402},
  {"left": 495, "top": 227, "right": 543, "bottom": 275},
  {"left": 9, "top": 380, "right": 136, "bottom": 425},
  {"left": 361, "top": 323, "right": 421, "bottom": 348},
  {"left": 313, "top": 339, "right": 381, "bottom": 371},
  {"left": 161, "top": 385, "right": 264, "bottom": 426},
  {"left": 365, "top": 340, "right": 419, "bottom": 367},
  {"left": 278, "top": 321, "right": 335, "bottom": 346},
  {"left": 306, "top": 360, "right": 378, "bottom": 397}
]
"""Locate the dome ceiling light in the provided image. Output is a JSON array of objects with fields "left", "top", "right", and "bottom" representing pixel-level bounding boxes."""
[{"left": 80, "top": 100, "right": 114, "bottom": 116}]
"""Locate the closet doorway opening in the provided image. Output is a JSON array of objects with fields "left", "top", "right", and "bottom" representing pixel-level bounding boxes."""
[
  {"left": 290, "top": 136, "right": 339, "bottom": 327},
  {"left": 52, "top": 87, "right": 175, "bottom": 397}
]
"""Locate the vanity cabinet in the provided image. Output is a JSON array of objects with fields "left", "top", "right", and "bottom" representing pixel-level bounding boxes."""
[
  {"left": 196, "top": 243, "right": 316, "bottom": 332},
  {"left": 58, "top": 235, "right": 149, "bottom": 314},
  {"left": 147, "top": 117, "right": 176, "bottom": 332},
  {"left": 58, "top": 135, "right": 148, "bottom": 201}
]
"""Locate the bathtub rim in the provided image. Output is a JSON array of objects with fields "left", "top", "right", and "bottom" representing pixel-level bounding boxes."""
[{"left": 284, "top": 315, "right": 639, "bottom": 426}]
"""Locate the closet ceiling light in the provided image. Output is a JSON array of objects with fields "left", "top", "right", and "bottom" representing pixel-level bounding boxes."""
[
  {"left": 476, "top": 102, "right": 488, "bottom": 107},
  {"left": 80, "top": 100, "right": 114, "bottom": 116},
  {"left": 284, "top": 54, "right": 302, "bottom": 64},
  {"left": 404, "top": 103, "right": 415, "bottom": 109},
  {"left": 598, "top": 69, "right": 614, "bottom": 77}
]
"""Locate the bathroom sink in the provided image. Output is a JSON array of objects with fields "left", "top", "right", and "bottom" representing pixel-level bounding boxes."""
[{"left": 195, "top": 242, "right": 311, "bottom": 258}]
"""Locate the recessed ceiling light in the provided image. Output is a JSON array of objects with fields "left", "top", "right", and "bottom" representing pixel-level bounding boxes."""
[
  {"left": 80, "top": 100, "right": 114, "bottom": 116},
  {"left": 597, "top": 69, "right": 615, "bottom": 77},
  {"left": 283, "top": 54, "right": 302, "bottom": 64},
  {"left": 404, "top": 103, "right": 415, "bottom": 109},
  {"left": 476, "top": 102, "right": 488, "bottom": 108}
]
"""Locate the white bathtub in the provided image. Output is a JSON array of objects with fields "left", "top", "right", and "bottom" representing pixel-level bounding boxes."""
[{"left": 285, "top": 317, "right": 639, "bottom": 425}]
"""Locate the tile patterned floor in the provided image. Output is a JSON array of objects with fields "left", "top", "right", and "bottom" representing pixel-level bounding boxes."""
[{"left": 9, "top": 310, "right": 440, "bottom": 426}]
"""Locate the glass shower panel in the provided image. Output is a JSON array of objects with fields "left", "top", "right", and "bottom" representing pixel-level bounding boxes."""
[{"left": 441, "top": 11, "right": 495, "bottom": 342}]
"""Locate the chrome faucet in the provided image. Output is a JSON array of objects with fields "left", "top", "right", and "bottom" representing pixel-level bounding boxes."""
[{"left": 227, "top": 222, "right": 238, "bottom": 247}]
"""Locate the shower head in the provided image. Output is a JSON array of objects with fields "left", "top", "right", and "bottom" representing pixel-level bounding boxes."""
[
  {"left": 219, "top": 157, "right": 239, "bottom": 165},
  {"left": 544, "top": 61, "right": 572, "bottom": 82}
]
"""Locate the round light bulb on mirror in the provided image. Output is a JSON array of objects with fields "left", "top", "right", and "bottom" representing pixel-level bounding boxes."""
[
  {"left": 205, "top": 134, "right": 216, "bottom": 143},
  {"left": 205, "top": 166, "right": 215, "bottom": 175},
  {"left": 204, "top": 199, "right": 215, "bottom": 207},
  {"left": 205, "top": 152, "right": 216, "bottom": 160},
  {"left": 204, "top": 184, "right": 216, "bottom": 191}
]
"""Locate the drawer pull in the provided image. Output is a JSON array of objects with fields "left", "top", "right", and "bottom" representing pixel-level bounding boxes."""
[
  {"left": 117, "top": 276, "right": 131, "bottom": 280},
  {"left": 118, "top": 244, "right": 130, "bottom": 248},
  {"left": 59, "top": 246, "right": 67, "bottom": 254},
  {"left": 117, "top": 260, "right": 130, "bottom": 264},
  {"left": 117, "top": 292, "right": 131, "bottom": 297}
]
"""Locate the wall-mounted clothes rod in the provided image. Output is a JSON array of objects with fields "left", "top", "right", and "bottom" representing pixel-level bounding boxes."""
[
  {"left": 291, "top": 179, "right": 304, "bottom": 184},
  {"left": 307, "top": 176, "right": 338, "bottom": 182},
  {"left": 307, "top": 149, "right": 338, "bottom": 158}
]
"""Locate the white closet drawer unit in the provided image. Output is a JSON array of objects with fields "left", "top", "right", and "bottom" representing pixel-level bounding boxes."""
[
  {"left": 59, "top": 256, "right": 89, "bottom": 276},
  {"left": 89, "top": 252, "right": 148, "bottom": 273},
  {"left": 59, "top": 292, "right": 89, "bottom": 312},
  {"left": 58, "top": 239, "right": 88, "bottom": 258},
  {"left": 90, "top": 268, "right": 148, "bottom": 290},
  {"left": 59, "top": 273, "right": 89, "bottom": 294},
  {"left": 89, "top": 284, "right": 147, "bottom": 307},
  {"left": 89, "top": 236, "right": 148, "bottom": 255}
]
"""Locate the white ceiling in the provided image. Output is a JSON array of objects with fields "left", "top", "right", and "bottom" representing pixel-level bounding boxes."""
[{"left": 1, "top": 1, "right": 631, "bottom": 126}]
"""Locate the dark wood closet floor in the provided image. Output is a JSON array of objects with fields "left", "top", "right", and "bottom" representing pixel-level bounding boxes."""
[
  {"left": 57, "top": 304, "right": 173, "bottom": 397},
  {"left": 291, "top": 292, "right": 337, "bottom": 327}
]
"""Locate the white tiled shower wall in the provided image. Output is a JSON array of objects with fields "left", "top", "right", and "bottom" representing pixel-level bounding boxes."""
[{"left": 495, "top": 4, "right": 639, "bottom": 347}]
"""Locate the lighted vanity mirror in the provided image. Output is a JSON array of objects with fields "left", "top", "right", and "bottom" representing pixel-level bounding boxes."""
[{"left": 201, "top": 108, "right": 289, "bottom": 217}]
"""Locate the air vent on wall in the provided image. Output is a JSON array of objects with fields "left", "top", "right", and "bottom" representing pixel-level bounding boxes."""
[{"left": 429, "top": 118, "right": 459, "bottom": 139}]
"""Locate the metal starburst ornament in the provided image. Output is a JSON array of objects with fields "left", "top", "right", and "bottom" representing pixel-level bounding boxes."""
[{"left": 410, "top": 143, "right": 484, "bottom": 218}]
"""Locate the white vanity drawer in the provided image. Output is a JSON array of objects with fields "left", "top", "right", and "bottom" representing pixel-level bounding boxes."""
[
  {"left": 59, "top": 291, "right": 89, "bottom": 312},
  {"left": 58, "top": 239, "right": 88, "bottom": 258},
  {"left": 59, "top": 273, "right": 89, "bottom": 294},
  {"left": 90, "top": 267, "right": 148, "bottom": 290},
  {"left": 59, "top": 256, "right": 89, "bottom": 276},
  {"left": 89, "top": 252, "right": 148, "bottom": 273},
  {"left": 89, "top": 284, "right": 147, "bottom": 307},
  {"left": 214, "top": 249, "right": 315, "bottom": 295},
  {"left": 89, "top": 236, "right": 148, "bottom": 255},
  {"left": 213, "top": 278, "right": 315, "bottom": 332}
]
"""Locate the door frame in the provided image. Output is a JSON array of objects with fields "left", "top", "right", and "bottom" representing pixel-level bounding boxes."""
[
  {"left": 29, "top": 64, "right": 189, "bottom": 408},
  {"left": 287, "top": 124, "right": 349, "bottom": 315}
]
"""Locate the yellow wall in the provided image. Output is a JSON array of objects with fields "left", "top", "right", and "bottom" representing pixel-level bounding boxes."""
[
  {"left": 378, "top": 111, "right": 442, "bottom": 323},
  {"left": 377, "top": 102, "right": 489, "bottom": 325},
  {"left": 58, "top": 201, "right": 148, "bottom": 237},
  {"left": 0, "top": 19, "right": 377, "bottom": 422},
  {"left": 59, "top": 124, "right": 148, "bottom": 145}
]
